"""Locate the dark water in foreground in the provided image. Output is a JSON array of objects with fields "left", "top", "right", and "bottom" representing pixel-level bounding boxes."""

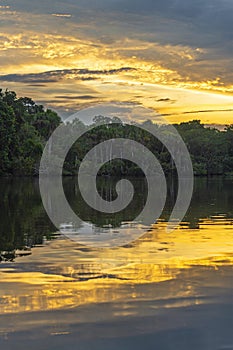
[{"left": 0, "top": 177, "right": 232, "bottom": 350}]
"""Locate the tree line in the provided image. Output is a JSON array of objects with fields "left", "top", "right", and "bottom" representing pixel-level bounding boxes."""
[{"left": 0, "top": 89, "right": 233, "bottom": 176}]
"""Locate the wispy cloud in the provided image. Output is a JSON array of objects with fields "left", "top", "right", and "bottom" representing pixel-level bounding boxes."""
[
  {"left": 51, "top": 13, "right": 72, "bottom": 18},
  {"left": 55, "top": 95, "right": 98, "bottom": 100},
  {"left": 183, "top": 109, "right": 233, "bottom": 115},
  {"left": 156, "top": 98, "right": 174, "bottom": 103},
  {"left": 162, "top": 109, "right": 233, "bottom": 117},
  {"left": 0, "top": 67, "right": 136, "bottom": 83}
]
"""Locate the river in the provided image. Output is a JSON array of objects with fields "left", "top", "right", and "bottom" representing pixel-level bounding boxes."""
[{"left": 0, "top": 176, "right": 232, "bottom": 350}]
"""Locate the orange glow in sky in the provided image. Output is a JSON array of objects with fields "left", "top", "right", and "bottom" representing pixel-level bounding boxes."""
[{"left": 0, "top": 2, "right": 232, "bottom": 125}]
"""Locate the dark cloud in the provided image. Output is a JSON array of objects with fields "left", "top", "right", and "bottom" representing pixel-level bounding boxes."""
[
  {"left": 156, "top": 98, "right": 174, "bottom": 102},
  {"left": 55, "top": 95, "right": 98, "bottom": 100},
  {"left": 162, "top": 108, "right": 233, "bottom": 116},
  {"left": 0, "top": 0, "right": 232, "bottom": 96},
  {"left": 5, "top": 0, "right": 74, "bottom": 14},
  {"left": 27, "top": 84, "right": 48, "bottom": 87},
  {"left": 8, "top": 0, "right": 233, "bottom": 47},
  {"left": 183, "top": 109, "right": 233, "bottom": 115},
  {"left": 5, "top": 0, "right": 233, "bottom": 52},
  {"left": 0, "top": 67, "right": 135, "bottom": 83},
  {"left": 1, "top": 0, "right": 232, "bottom": 86},
  {"left": 84, "top": 0, "right": 233, "bottom": 61}
]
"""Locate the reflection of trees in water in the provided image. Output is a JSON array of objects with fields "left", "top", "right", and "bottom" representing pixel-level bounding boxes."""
[
  {"left": 64, "top": 176, "right": 233, "bottom": 229},
  {"left": 63, "top": 176, "right": 148, "bottom": 228},
  {"left": 163, "top": 176, "right": 233, "bottom": 229},
  {"left": 0, "top": 178, "right": 55, "bottom": 261},
  {"left": 1, "top": 177, "right": 233, "bottom": 260}
]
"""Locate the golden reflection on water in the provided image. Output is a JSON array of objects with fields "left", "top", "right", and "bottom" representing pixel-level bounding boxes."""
[{"left": 0, "top": 216, "right": 232, "bottom": 315}]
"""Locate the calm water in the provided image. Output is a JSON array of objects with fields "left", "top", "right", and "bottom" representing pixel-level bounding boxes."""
[{"left": 0, "top": 177, "right": 233, "bottom": 350}]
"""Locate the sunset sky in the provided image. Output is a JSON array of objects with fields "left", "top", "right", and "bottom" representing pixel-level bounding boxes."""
[{"left": 0, "top": 0, "right": 233, "bottom": 125}]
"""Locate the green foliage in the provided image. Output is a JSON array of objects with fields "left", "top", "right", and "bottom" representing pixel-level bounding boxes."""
[
  {"left": 176, "top": 120, "right": 230, "bottom": 175},
  {"left": 0, "top": 88, "right": 61, "bottom": 175},
  {"left": 64, "top": 119, "right": 233, "bottom": 177},
  {"left": 0, "top": 88, "right": 233, "bottom": 177}
]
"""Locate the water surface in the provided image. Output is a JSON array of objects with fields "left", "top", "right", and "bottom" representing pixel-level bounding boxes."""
[{"left": 0, "top": 177, "right": 232, "bottom": 350}]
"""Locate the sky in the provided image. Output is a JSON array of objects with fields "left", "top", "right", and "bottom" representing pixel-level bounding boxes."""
[{"left": 0, "top": 0, "right": 233, "bottom": 125}]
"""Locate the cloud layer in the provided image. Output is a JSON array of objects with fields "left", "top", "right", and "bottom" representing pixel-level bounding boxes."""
[
  {"left": 0, "top": 0, "right": 232, "bottom": 124},
  {"left": 0, "top": 68, "right": 135, "bottom": 83}
]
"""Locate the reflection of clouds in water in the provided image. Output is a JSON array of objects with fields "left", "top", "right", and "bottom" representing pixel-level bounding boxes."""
[
  {"left": 0, "top": 178, "right": 233, "bottom": 350},
  {"left": 0, "top": 218, "right": 233, "bottom": 315}
]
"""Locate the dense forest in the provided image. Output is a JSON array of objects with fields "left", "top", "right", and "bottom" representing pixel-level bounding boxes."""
[
  {"left": 0, "top": 89, "right": 61, "bottom": 175},
  {"left": 1, "top": 88, "right": 233, "bottom": 177}
]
